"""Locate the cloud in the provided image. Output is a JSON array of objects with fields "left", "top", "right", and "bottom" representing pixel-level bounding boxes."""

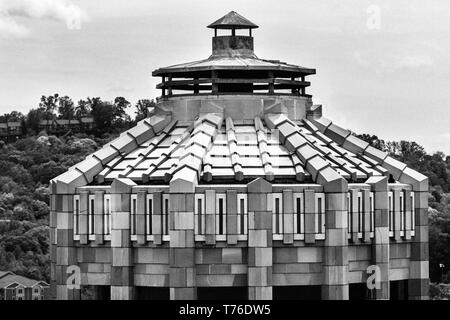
[
  {"left": 0, "top": 15, "right": 30, "bottom": 38},
  {"left": 352, "top": 51, "right": 434, "bottom": 73},
  {"left": 0, "top": 0, "right": 87, "bottom": 38},
  {"left": 398, "top": 55, "right": 433, "bottom": 68},
  {"left": 441, "top": 133, "right": 450, "bottom": 140}
]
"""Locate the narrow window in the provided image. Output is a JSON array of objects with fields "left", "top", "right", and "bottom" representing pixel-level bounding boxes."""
[
  {"left": 89, "top": 196, "right": 95, "bottom": 235},
  {"left": 219, "top": 198, "right": 224, "bottom": 235},
  {"left": 358, "top": 196, "right": 362, "bottom": 233},
  {"left": 147, "top": 196, "right": 153, "bottom": 235},
  {"left": 131, "top": 197, "right": 137, "bottom": 236},
  {"left": 347, "top": 194, "right": 352, "bottom": 234},
  {"left": 400, "top": 192, "right": 405, "bottom": 235},
  {"left": 296, "top": 197, "right": 302, "bottom": 234},
  {"left": 74, "top": 196, "right": 80, "bottom": 236},
  {"left": 198, "top": 198, "right": 203, "bottom": 235},
  {"left": 410, "top": 193, "right": 415, "bottom": 235},
  {"left": 275, "top": 198, "right": 280, "bottom": 234},
  {"left": 164, "top": 197, "right": 169, "bottom": 235},
  {"left": 369, "top": 194, "right": 374, "bottom": 233},
  {"left": 240, "top": 198, "right": 245, "bottom": 235},
  {"left": 388, "top": 192, "right": 393, "bottom": 235},
  {"left": 104, "top": 197, "right": 111, "bottom": 235}
]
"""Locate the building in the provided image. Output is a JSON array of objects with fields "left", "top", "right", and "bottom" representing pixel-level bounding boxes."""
[
  {"left": 39, "top": 117, "right": 95, "bottom": 134},
  {"left": 0, "top": 121, "right": 23, "bottom": 141},
  {"left": 0, "top": 271, "right": 50, "bottom": 300},
  {"left": 50, "top": 11, "right": 429, "bottom": 300}
]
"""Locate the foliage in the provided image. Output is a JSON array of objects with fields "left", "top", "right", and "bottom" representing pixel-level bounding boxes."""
[{"left": 0, "top": 133, "right": 117, "bottom": 282}]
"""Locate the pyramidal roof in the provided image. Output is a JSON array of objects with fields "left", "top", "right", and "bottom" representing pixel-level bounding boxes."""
[{"left": 207, "top": 11, "right": 259, "bottom": 29}]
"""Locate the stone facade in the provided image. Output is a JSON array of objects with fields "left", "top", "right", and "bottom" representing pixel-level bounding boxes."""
[{"left": 50, "top": 12, "right": 429, "bottom": 300}]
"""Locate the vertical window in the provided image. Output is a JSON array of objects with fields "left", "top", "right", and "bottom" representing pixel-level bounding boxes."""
[
  {"left": 195, "top": 194, "right": 205, "bottom": 239},
  {"left": 315, "top": 193, "right": 325, "bottom": 239},
  {"left": 357, "top": 194, "right": 362, "bottom": 233},
  {"left": 103, "top": 195, "right": 111, "bottom": 237},
  {"left": 293, "top": 193, "right": 304, "bottom": 239},
  {"left": 369, "top": 193, "right": 375, "bottom": 237},
  {"left": 388, "top": 192, "right": 394, "bottom": 237},
  {"left": 163, "top": 194, "right": 170, "bottom": 236},
  {"left": 215, "top": 194, "right": 226, "bottom": 240},
  {"left": 130, "top": 195, "right": 137, "bottom": 236},
  {"left": 237, "top": 194, "right": 248, "bottom": 238},
  {"left": 400, "top": 192, "right": 405, "bottom": 237},
  {"left": 146, "top": 195, "right": 153, "bottom": 237},
  {"left": 272, "top": 194, "right": 283, "bottom": 238},
  {"left": 347, "top": 193, "right": 352, "bottom": 237},
  {"left": 73, "top": 195, "right": 80, "bottom": 239},
  {"left": 88, "top": 195, "right": 95, "bottom": 236},
  {"left": 410, "top": 192, "right": 415, "bottom": 236}
]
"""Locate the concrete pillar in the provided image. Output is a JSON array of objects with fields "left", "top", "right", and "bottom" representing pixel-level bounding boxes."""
[
  {"left": 53, "top": 192, "right": 80, "bottom": 300},
  {"left": 110, "top": 178, "right": 136, "bottom": 300},
  {"left": 408, "top": 190, "right": 429, "bottom": 300},
  {"left": 247, "top": 178, "right": 273, "bottom": 300},
  {"left": 226, "top": 190, "right": 238, "bottom": 245},
  {"left": 322, "top": 190, "right": 349, "bottom": 300},
  {"left": 169, "top": 188, "right": 196, "bottom": 300},
  {"left": 367, "top": 176, "right": 389, "bottom": 300}
]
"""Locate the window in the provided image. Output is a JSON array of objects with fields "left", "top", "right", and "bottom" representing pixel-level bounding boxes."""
[
  {"left": 272, "top": 193, "right": 283, "bottom": 240},
  {"left": 369, "top": 193, "right": 375, "bottom": 238},
  {"left": 195, "top": 194, "right": 205, "bottom": 241},
  {"left": 88, "top": 195, "right": 95, "bottom": 240},
  {"left": 34, "top": 288, "right": 39, "bottom": 294},
  {"left": 237, "top": 194, "right": 248, "bottom": 240},
  {"left": 17, "top": 288, "right": 23, "bottom": 294},
  {"left": 73, "top": 195, "right": 80, "bottom": 240},
  {"left": 315, "top": 193, "right": 325, "bottom": 240},
  {"left": 400, "top": 192, "right": 405, "bottom": 237},
  {"left": 357, "top": 192, "right": 363, "bottom": 239},
  {"left": 347, "top": 193, "right": 352, "bottom": 239},
  {"left": 293, "top": 193, "right": 304, "bottom": 240},
  {"left": 388, "top": 192, "right": 394, "bottom": 237},
  {"left": 130, "top": 194, "right": 137, "bottom": 240},
  {"left": 410, "top": 192, "right": 415, "bottom": 237},
  {"left": 146, "top": 194, "right": 153, "bottom": 240},
  {"left": 162, "top": 194, "right": 170, "bottom": 240},
  {"left": 216, "top": 194, "right": 226, "bottom": 241},
  {"left": 104, "top": 195, "right": 111, "bottom": 239}
]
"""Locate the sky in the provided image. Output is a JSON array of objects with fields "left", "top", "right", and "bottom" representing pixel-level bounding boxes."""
[{"left": 0, "top": 0, "right": 449, "bottom": 154}]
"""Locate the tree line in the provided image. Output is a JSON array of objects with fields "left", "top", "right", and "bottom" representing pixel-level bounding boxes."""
[{"left": 0, "top": 95, "right": 157, "bottom": 136}]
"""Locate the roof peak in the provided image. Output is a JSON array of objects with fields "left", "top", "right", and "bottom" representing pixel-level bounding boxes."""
[{"left": 207, "top": 11, "right": 259, "bottom": 29}]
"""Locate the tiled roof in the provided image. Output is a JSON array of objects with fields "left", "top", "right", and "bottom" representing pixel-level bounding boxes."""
[{"left": 52, "top": 111, "right": 428, "bottom": 192}]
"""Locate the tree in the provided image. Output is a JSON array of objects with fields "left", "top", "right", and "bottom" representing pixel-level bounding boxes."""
[
  {"left": 112, "top": 97, "right": 131, "bottom": 127},
  {"left": 26, "top": 109, "right": 44, "bottom": 134},
  {"left": 90, "top": 100, "right": 114, "bottom": 133},
  {"left": 38, "top": 94, "right": 59, "bottom": 120},
  {"left": 57, "top": 96, "right": 75, "bottom": 119},
  {"left": 0, "top": 111, "right": 25, "bottom": 123},
  {"left": 75, "top": 99, "right": 91, "bottom": 119},
  {"left": 135, "top": 99, "right": 156, "bottom": 122}
]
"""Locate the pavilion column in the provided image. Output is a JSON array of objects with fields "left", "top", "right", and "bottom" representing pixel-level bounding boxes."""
[
  {"left": 52, "top": 191, "right": 80, "bottom": 300},
  {"left": 247, "top": 178, "right": 273, "bottom": 300},
  {"left": 322, "top": 190, "right": 349, "bottom": 300},
  {"left": 367, "top": 176, "right": 390, "bottom": 300},
  {"left": 110, "top": 178, "right": 136, "bottom": 300},
  {"left": 408, "top": 189, "right": 429, "bottom": 300},
  {"left": 169, "top": 180, "right": 196, "bottom": 300}
]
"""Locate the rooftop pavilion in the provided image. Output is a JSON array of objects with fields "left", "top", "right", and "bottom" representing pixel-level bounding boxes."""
[{"left": 153, "top": 11, "right": 316, "bottom": 98}]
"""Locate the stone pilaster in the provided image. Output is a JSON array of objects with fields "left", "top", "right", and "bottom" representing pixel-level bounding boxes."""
[
  {"left": 226, "top": 190, "right": 238, "bottom": 245},
  {"left": 94, "top": 191, "right": 105, "bottom": 245},
  {"left": 367, "top": 176, "right": 389, "bottom": 300},
  {"left": 282, "top": 190, "right": 294, "bottom": 244},
  {"left": 322, "top": 188, "right": 349, "bottom": 300},
  {"left": 408, "top": 190, "right": 429, "bottom": 300},
  {"left": 169, "top": 176, "right": 196, "bottom": 300},
  {"left": 110, "top": 178, "right": 136, "bottom": 300},
  {"left": 53, "top": 191, "right": 80, "bottom": 300},
  {"left": 247, "top": 178, "right": 272, "bottom": 300},
  {"left": 304, "top": 189, "right": 316, "bottom": 244},
  {"left": 205, "top": 190, "right": 216, "bottom": 245}
]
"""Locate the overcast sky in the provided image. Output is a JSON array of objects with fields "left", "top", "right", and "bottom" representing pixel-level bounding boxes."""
[{"left": 0, "top": 0, "right": 449, "bottom": 154}]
